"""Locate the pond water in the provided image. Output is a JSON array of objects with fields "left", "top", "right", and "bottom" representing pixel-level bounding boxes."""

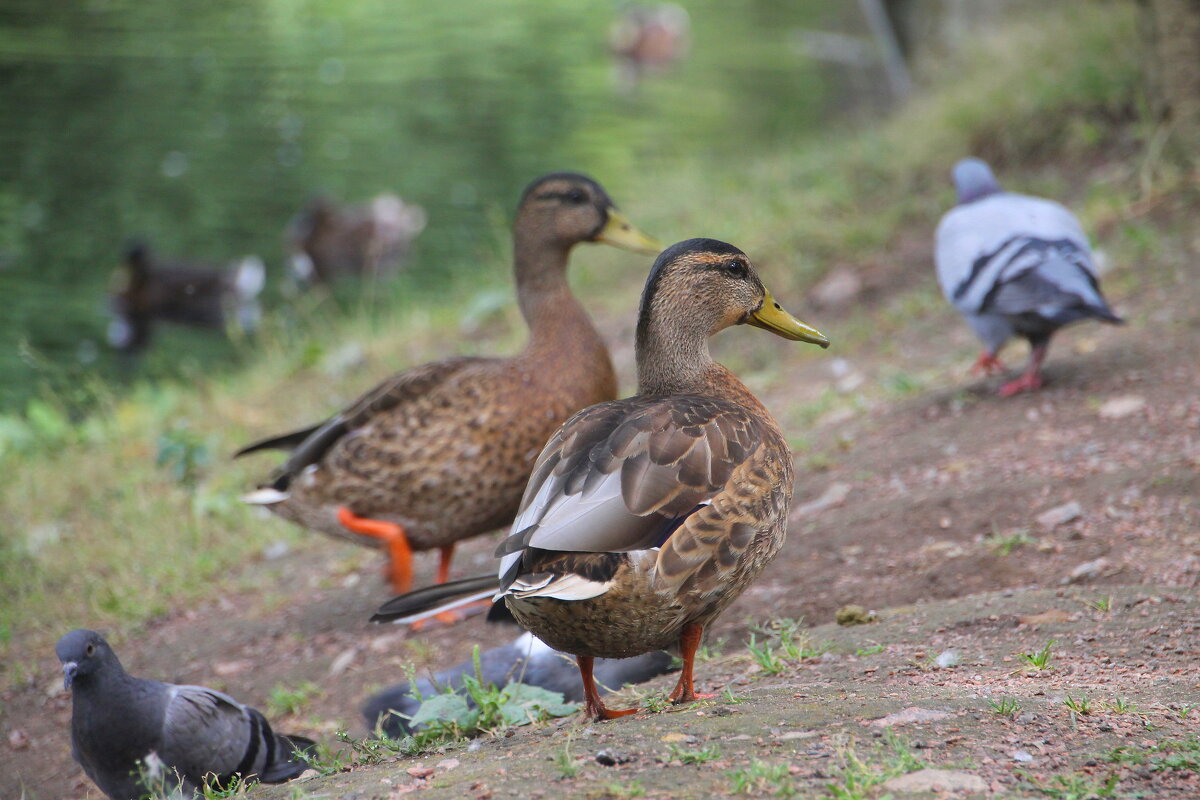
[{"left": 0, "top": 0, "right": 842, "bottom": 413}]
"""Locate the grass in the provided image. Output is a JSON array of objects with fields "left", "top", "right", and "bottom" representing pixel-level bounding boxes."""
[
  {"left": 267, "top": 681, "right": 322, "bottom": 717},
  {"left": 728, "top": 759, "right": 795, "bottom": 798},
  {"left": 824, "top": 733, "right": 927, "bottom": 800},
  {"left": 988, "top": 697, "right": 1022, "bottom": 718},
  {"left": 0, "top": 0, "right": 1153, "bottom": 683},
  {"left": 1018, "top": 640, "right": 1056, "bottom": 672},
  {"left": 1104, "top": 736, "right": 1200, "bottom": 772},
  {"left": 1063, "top": 694, "right": 1093, "bottom": 716},
  {"left": 668, "top": 742, "right": 722, "bottom": 765},
  {"left": 1018, "top": 770, "right": 1119, "bottom": 800}
]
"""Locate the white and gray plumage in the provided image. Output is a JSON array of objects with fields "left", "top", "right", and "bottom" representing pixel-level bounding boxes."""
[
  {"left": 935, "top": 158, "right": 1122, "bottom": 396},
  {"left": 362, "top": 631, "right": 674, "bottom": 737},
  {"left": 55, "top": 630, "right": 314, "bottom": 800}
]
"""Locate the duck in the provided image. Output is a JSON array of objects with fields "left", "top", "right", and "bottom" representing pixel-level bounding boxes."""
[
  {"left": 373, "top": 238, "right": 829, "bottom": 719},
  {"left": 935, "top": 158, "right": 1122, "bottom": 396},
  {"left": 237, "top": 173, "right": 661, "bottom": 599},
  {"left": 107, "top": 240, "right": 264, "bottom": 354},
  {"left": 285, "top": 193, "right": 427, "bottom": 285}
]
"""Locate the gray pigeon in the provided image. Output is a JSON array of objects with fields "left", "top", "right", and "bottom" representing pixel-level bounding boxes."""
[
  {"left": 363, "top": 631, "right": 674, "bottom": 737},
  {"left": 935, "top": 158, "right": 1122, "bottom": 396},
  {"left": 56, "top": 630, "right": 314, "bottom": 800}
]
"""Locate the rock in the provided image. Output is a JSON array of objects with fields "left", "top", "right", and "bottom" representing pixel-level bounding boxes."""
[
  {"left": 436, "top": 759, "right": 460, "bottom": 770},
  {"left": 868, "top": 707, "right": 952, "bottom": 727},
  {"left": 809, "top": 267, "right": 863, "bottom": 309},
  {"left": 883, "top": 768, "right": 987, "bottom": 794},
  {"left": 1012, "top": 750, "right": 1034, "bottom": 763},
  {"left": 1036, "top": 501, "right": 1081, "bottom": 530},
  {"left": 1064, "top": 557, "right": 1111, "bottom": 585},
  {"left": 835, "top": 605, "right": 877, "bottom": 626},
  {"left": 328, "top": 647, "right": 358, "bottom": 676},
  {"left": 406, "top": 766, "right": 435, "bottom": 779},
  {"left": 1097, "top": 395, "right": 1146, "bottom": 419},
  {"left": 7, "top": 728, "right": 29, "bottom": 750},
  {"left": 595, "top": 749, "right": 635, "bottom": 766},
  {"left": 793, "top": 483, "right": 852, "bottom": 519}
]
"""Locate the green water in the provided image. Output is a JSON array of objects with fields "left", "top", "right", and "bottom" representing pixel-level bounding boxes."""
[{"left": 0, "top": 0, "right": 834, "bottom": 413}]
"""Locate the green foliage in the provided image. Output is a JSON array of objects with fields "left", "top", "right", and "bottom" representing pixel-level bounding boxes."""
[
  {"left": 854, "top": 645, "right": 885, "bottom": 657},
  {"left": 555, "top": 739, "right": 580, "bottom": 779},
  {"left": 746, "top": 618, "right": 827, "bottom": 676},
  {"left": 825, "top": 733, "right": 926, "bottom": 800},
  {"left": 155, "top": 425, "right": 211, "bottom": 488},
  {"left": 308, "top": 730, "right": 422, "bottom": 777},
  {"left": 1018, "top": 640, "right": 1056, "bottom": 672},
  {"left": 1018, "top": 769, "right": 1119, "bottom": 800},
  {"left": 986, "top": 528, "right": 1034, "bottom": 556},
  {"left": 1104, "top": 736, "right": 1200, "bottom": 772},
  {"left": 602, "top": 780, "right": 646, "bottom": 799},
  {"left": 988, "top": 697, "right": 1022, "bottom": 718},
  {"left": 267, "top": 681, "right": 321, "bottom": 717},
  {"left": 1063, "top": 694, "right": 1092, "bottom": 716},
  {"left": 668, "top": 742, "right": 722, "bottom": 765},
  {"left": 728, "top": 759, "right": 795, "bottom": 798},
  {"left": 404, "top": 646, "right": 578, "bottom": 745}
]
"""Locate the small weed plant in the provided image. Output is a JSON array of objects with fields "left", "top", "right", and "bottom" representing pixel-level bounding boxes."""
[
  {"left": 1018, "top": 640, "right": 1055, "bottom": 672},
  {"left": 988, "top": 697, "right": 1022, "bottom": 717},
  {"left": 669, "top": 742, "right": 722, "bottom": 765}
]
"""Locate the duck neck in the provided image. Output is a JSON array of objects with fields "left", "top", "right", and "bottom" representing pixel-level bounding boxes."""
[
  {"left": 513, "top": 232, "right": 602, "bottom": 359},
  {"left": 636, "top": 314, "right": 727, "bottom": 397}
]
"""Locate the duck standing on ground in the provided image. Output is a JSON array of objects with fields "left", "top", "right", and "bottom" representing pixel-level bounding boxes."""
[
  {"left": 55, "top": 630, "right": 313, "bottom": 800},
  {"left": 935, "top": 158, "right": 1122, "bottom": 396},
  {"left": 237, "top": 173, "right": 660, "bottom": 598},
  {"left": 374, "top": 238, "right": 829, "bottom": 720},
  {"left": 285, "top": 193, "right": 427, "bottom": 285}
]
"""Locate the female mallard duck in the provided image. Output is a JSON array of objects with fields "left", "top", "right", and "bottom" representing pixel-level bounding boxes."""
[
  {"left": 107, "top": 240, "right": 264, "bottom": 354},
  {"left": 374, "top": 238, "right": 830, "bottom": 719},
  {"left": 236, "top": 173, "right": 660, "bottom": 598}
]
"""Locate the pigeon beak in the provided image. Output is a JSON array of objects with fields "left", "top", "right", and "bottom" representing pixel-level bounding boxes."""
[{"left": 62, "top": 661, "right": 78, "bottom": 690}]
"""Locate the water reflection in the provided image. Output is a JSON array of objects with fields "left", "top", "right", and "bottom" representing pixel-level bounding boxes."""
[{"left": 0, "top": 0, "right": 835, "bottom": 412}]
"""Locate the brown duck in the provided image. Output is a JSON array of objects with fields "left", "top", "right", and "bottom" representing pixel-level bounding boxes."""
[
  {"left": 237, "top": 173, "right": 660, "bottom": 599},
  {"left": 374, "top": 238, "right": 830, "bottom": 719}
]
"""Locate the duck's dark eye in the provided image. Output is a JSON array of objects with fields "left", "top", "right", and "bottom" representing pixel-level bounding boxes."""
[
  {"left": 723, "top": 260, "right": 748, "bottom": 277},
  {"left": 565, "top": 188, "right": 587, "bottom": 205}
]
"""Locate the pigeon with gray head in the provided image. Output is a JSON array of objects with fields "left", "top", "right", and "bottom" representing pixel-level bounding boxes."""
[
  {"left": 56, "top": 629, "right": 314, "bottom": 800},
  {"left": 935, "top": 158, "right": 1122, "bottom": 396},
  {"left": 362, "top": 631, "right": 674, "bottom": 737}
]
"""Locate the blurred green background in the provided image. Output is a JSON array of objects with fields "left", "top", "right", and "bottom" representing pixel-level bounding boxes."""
[{"left": 0, "top": 0, "right": 855, "bottom": 413}]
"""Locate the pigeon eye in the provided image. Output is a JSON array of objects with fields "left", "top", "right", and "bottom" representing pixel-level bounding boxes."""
[
  {"left": 565, "top": 188, "right": 587, "bottom": 204},
  {"left": 86, "top": 644, "right": 95, "bottom": 656}
]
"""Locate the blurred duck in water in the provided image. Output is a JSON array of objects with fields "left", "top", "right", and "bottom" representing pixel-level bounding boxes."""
[
  {"left": 107, "top": 240, "right": 264, "bottom": 354},
  {"left": 608, "top": 3, "right": 690, "bottom": 94},
  {"left": 284, "top": 193, "right": 427, "bottom": 286}
]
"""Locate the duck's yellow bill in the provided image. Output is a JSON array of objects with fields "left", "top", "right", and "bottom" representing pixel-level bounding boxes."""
[
  {"left": 596, "top": 209, "right": 663, "bottom": 255},
  {"left": 749, "top": 289, "right": 830, "bottom": 348}
]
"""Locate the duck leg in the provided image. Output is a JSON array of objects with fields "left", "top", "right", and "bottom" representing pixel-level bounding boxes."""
[
  {"left": 669, "top": 623, "right": 717, "bottom": 704},
  {"left": 998, "top": 343, "right": 1048, "bottom": 397},
  {"left": 578, "top": 655, "right": 638, "bottom": 721},
  {"left": 970, "top": 351, "right": 1006, "bottom": 377},
  {"left": 336, "top": 507, "right": 413, "bottom": 593}
]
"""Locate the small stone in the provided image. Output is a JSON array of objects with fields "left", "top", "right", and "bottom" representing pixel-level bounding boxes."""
[
  {"left": 1098, "top": 395, "right": 1146, "bottom": 419},
  {"left": 660, "top": 732, "right": 690, "bottom": 743},
  {"left": 793, "top": 483, "right": 852, "bottom": 518},
  {"left": 869, "top": 707, "right": 952, "bottom": 727},
  {"left": 883, "top": 768, "right": 987, "bottom": 794},
  {"left": 7, "top": 728, "right": 29, "bottom": 750},
  {"left": 1012, "top": 750, "right": 1034, "bottom": 763},
  {"left": 297, "top": 769, "right": 320, "bottom": 781},
  {"left": 1064, "top": 557, "right": 1111, "bottom": 585},
  {"left": 775, "top": 730, "right": 818, "bottom": 741},
  {"left": 1036, "top": 501, "right": 1082, "bottom": 530},
  {"left": 213, "top": 660, "right": 252, "bottom": 677},
  {"left": 262, "top": 540, "right": 290, "bottom": 561},
  {"left": 436, "top": 758, "right": 460, "bottom": 770},
  {"left": 406, "top": 766, "right": 435, "bottom": 779},
  {"left": 328, "top": 647, "right": 357, "bottom": 676},
  {"left": 835, "top": 604, "right": 877, "bottom": 626},
  {"left": 595, "top": 749, "right": 634, "bottom": 766}
]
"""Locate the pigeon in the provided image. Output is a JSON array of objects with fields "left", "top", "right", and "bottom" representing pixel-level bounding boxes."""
[
  {"left": 935, "top": 158, "right": 1122, "bottom": 396},
  {"left": 55, "top": 630, "right": 314, "bottom": 800},
  {"left": 362, "top": 631, "right": 674, "bottom": 737}
]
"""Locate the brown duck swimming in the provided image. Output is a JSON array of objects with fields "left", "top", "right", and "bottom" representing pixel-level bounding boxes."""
[
  {"left": 374, "top": 238, "right": 829, "bottom": 719},
  {"left": 107, "top": 241, "right": 264, "bottom": 354},
  {"left": 285, "top": 193, "right": 426, "bottom": 285},
  {"left": 237, "top": 173, "right": 660, "bottom": 599}
]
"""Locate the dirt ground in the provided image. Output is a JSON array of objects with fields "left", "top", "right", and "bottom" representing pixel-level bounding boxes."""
[{"left": 2, "top": 200, "right": 1197, "bottom": 798}]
